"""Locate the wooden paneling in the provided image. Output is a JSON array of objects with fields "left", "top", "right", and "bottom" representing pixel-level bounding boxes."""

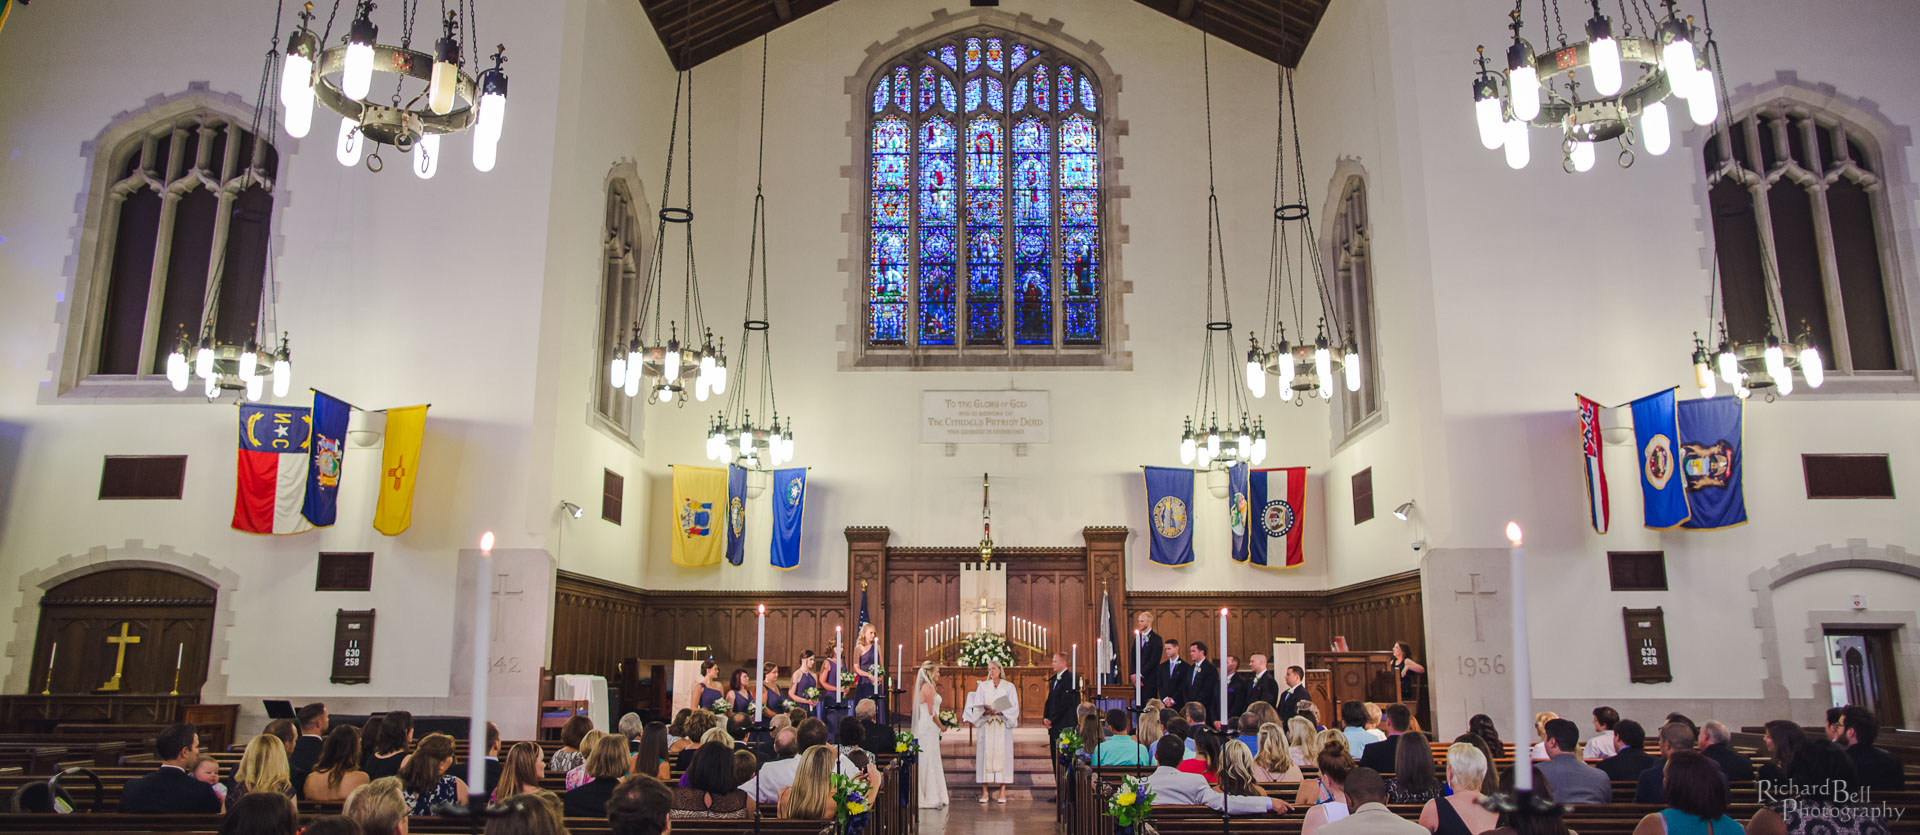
[
  {"left": 1126, "top": 0, "right": 1330, "bottom": 66},
  {"left": 33, "top": 569, "right": 214, "bottom": 696},
  {"left": 1128, "top": 570, "right": 1423, "bottom": 666}
]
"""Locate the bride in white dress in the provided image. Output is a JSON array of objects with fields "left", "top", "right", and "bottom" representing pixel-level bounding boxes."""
[
  {"left": 964, "top": 658, "right": 1020, "bottom": 803},
  {"left": 911, "top": 662, "right": 950, "bottom": 808}
]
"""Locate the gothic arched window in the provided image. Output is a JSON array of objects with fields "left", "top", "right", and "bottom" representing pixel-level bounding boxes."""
[
  {"left": 866, "top": 30, "right": 1104, "bottom": 360},
  {"left": 1329, "top": 175, "right": 1380, "bottom": 436},
  {"left": 595, "top": 176, "right": 642, "bottom": 437}
]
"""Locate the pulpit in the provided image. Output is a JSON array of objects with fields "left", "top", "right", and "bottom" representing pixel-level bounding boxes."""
[{"left": 1307, "top": 651, "right": 1395, "bottom": 708}]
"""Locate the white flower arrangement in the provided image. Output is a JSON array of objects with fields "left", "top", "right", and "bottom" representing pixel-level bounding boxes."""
[{"left": 958, "top": 630, "right": 1015, "bottom": 668}]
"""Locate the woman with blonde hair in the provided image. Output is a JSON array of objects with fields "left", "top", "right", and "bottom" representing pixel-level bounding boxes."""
[
  {"left": 1137, "top": 706, "right": 1165, "bottom": 749},
  {"left": 778, "top": 745, "right": 836, "bottom": 820},
  {"left": 1361, "top": 703, "right": 1387, "bottom": 741},
  {"left": 565, "top": 728, "right": 607, "bottom": 790},
  {"left": 1205, "top": 740, "right": 1287, "bottom": 814},
  {"left": 910, "top": 660, "right": 949, "bottom": 808},
  {"left": 560, "top": 734, "right": 632, "bottom": 818},
  {"left": 1529, "top": 711, "right": 1558, "bottom": 761},
  {"left": 1253, "top": 722, "right": 1303, "bottom": 782},
  {"left": 231, "top": 733, "right": 294, "bottom": 802},
  {"left": 1285, "top": 717, "right": 1319, "bottom": 768},
  {"left": 493, "top": 741, "right": 545, "bottom": 802},
  {"left": 1419, "top": 742, "right": 1498, "bottom": 835},
  {"left": 342, "top": 776, "right": 409, "bottom": 835}
]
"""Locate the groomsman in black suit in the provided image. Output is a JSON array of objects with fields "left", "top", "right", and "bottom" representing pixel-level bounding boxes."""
[
  {"left": 1276, "top": 664, "right": 1308, "bottom": 721},
  {"left": 1042, "top": 652, "right": 1080, "bottom": 751},
  {"left": 1131, "top": 612, "right": 1162, "bottom": 706},
  {"left": 1182, "top": 641, "right": 1221, "bottom": 725},
  {"left": 1225, "top": 655, "right": 1253, "bottom": 720},
  {"left": 1247, "top": 654, "right": 1280, "bottom": 711},
  {"left": 1147, "top": 639, "right": 1188, "bottom": 708}
]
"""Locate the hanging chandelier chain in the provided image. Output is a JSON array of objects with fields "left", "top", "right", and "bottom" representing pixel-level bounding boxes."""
[
  {"left": 640, "top": 71, "right": 688, "bottom": 340},
  {"left": 1547, "top": 0, "right": 1567, "bottom": 46},
  {"left": 321, "top": 0, "right": 343, "bottom": 44},
  {"left": 1263, "top": 58, "right": 1286, "bottom": 345},
  {"left": 464, "top": 0, "right": 479, "bottom": 70}
]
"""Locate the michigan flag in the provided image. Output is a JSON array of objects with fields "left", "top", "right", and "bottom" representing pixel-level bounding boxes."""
[
  {"left": 671, "top": 465, "right": 727, "bottom": 567},
  {"left": 771, "top": 467, "right": 806, "bottom": 570},
  {"left": 1678, "top": 396, "right": 1747, "bottom": 530},
  {"left": 232, "top": 404, "right": 314, "bottom": 535},
  {"left": 1143, "top": 466, "right": 1194, "bottom": 567},
  {"left": 374, "top": 405, "right": 428, "bottom": 536},
  {"left": 1249, "top": 467, "right": 1307, "bottom": 568},
  {"left": 725, "top": 465, "right": 747, "bottom": 567},
  {"left": 1629, "top": 389, "right": 1689, "bottom": 529}
]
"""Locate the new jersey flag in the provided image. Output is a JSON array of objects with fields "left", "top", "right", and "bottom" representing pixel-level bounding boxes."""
[
  {"left": 1143, "top": 466, "right": 1194, "bottom": 567},
  {"left": 232, "top": 404, "right": 314, "bottom": 535},
  {"left": 1678, "top": 396, "right": 1747, "bottom": 530},
  {"left": 1249, "top": 467, "right": 1308, "bottom": 568},
  {"left": 302, "top": 390, "right": 350, "bottom": 528},
  {"left": 1228, "top": 463, "right": 1251, "bottom": 563},
  {"left": 1630, "top": 388, "right": 1690, "bottom": 529},
  {"left": 671, "top": 465, "right": 727, "bottom": 567},
  {"left": 374, "top": 405, "right": 428, "bottom": 536},
  {"left": 1576, "top": 395, "right": 1611, "bottom": 534},
  {"left": 771, "top": 467, "right": 807, "bottom": 570},
  {"left": 725, "top": 465, "right": 747, "bottom": 567}
]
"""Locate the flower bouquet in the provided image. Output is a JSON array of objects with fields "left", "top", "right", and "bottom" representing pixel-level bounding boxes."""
[
  {"left": 958, "top": 630, "right": 1015, "bottom": 668},
  {"left": 1057, "top": 728, "right": 1083, "bottom": 766},
  {"left": 839, "top": 670, "right": 857, "bottom": 689},
  {"left": 1107, "top": 774, "right": 1155, "bottom": 835},
  {"left": 804, "top": 686, "right": 822, "bottom": 700},
  {"left": 870, "top": 662, "right": 886, "bottom": 683},
  {"left": 830, "top": 772, "right": 873, "bottom": 835},
  {"left": 709, "top": 698, "right": 731, "bottom": 715},
  {"left": 893, "top": 729, "right": 922, "bottom": 755},
  {"left": 936, "top": 709, "right": 959, "bottom": 730}
]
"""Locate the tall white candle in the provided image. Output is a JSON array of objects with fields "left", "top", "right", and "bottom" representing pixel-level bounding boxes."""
[
  {"left": 1218, "top": 608, "right": 1229, "bottom": 726},
  {"left": 1133, "top": 628, "right": 1142, "bottom": 705},
  {"left": 754, "top": 604, "right": 767, "bottom": 723},
  {"left": 175, "top": 643, "right": 184, "bottom": 670},
  {"left": 1072, "top": 643, "right": 1078, "bottom": 685},
  {"left": 895, "top": 644, "right": 903, "bottom": 690},
  {"left": 469, "top": 531, "right": 495, "bottom": 800},
  {"left": 1506, "top": 522, "right": 1533, "bottom": 791}
]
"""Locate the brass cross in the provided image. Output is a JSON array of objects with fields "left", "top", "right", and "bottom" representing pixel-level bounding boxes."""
[{"left": 99, "top": 622, "right": 141, "bottom": 692}]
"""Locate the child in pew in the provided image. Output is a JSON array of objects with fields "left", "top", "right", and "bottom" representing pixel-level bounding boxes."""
[{"left": 191, "top": 755, "right": 227, "bottom": 803}]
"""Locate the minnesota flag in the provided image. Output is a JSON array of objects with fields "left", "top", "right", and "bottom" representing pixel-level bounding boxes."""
[
  {"left": 671, "top": 465, "right": 728, "bottom": 567},
  {"left": 374, "top": 405, "right": 429, "bottom": 536}
]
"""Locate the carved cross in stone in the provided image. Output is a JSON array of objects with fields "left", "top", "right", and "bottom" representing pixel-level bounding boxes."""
[
  {"left": 1454, "top": 573, "right": 1498, "bottom": 644},
  {"left": 491, "top": 571, "right": 524, "bottom": 643}
]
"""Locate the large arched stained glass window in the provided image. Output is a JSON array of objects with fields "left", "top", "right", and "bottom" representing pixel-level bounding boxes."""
[{"left": 868, "top": 30, "right": 1103, "bottom": 354}]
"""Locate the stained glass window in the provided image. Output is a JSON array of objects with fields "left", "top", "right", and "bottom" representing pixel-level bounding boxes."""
[{"left": 867, "top": 29, "right": 1103, "bottom": 354}]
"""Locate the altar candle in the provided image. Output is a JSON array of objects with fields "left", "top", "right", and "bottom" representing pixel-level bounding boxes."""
[
  {"left": 896, "top": 644, "right": 903, "bottom": 690},
  {"left": 754, "top": 604, "right": 767, "bottom": 722},
  {"left": 1218, "top": 608, "right": 1229, "bottom": 727},
  {"left": 1133, "top": 628, "right": 1142, "bottom": 704},
  {"left": 469, "top": 531, "right": 495, "bottom": 800},
  {"left": 1072, "top": 643, "right": 1078, "bottom": 685},
  {"left": 175, "top": 642, "right": 184, "bottom": 670},
  {"left": 1507, "top": 522, "right": 1533, "bottom": 791}
]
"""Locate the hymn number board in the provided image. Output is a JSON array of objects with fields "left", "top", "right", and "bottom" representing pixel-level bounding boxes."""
[
  {"left": 1621, "top": 607, "right": 1671, "bottom": 683},
  {"left": 331, "top": 610, "right": 376, "bottom": 684}
]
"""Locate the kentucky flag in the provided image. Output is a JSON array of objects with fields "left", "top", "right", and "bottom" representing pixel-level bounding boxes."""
[
  {"left": 302, "top": 390, "right": 350, "bottom": 528},
  {"left": 1630, "top": 388, "right": 1690, "bottom": 529},
  {"left": 232, "top": 404, "right": 314, "bottom": 535},
  {"left": 725, "top": 465, "right": 747, "bottom": 566},
  {"left": 771, "top": 467, "right": 806, "bottom": 570},
  {"left": 1250, "top": 467, "right": 1308, "bottom": 568},
  {"left": 670, "top": 465, "right": 727, "bottom": 566},
  {"left": 1678, "top": 396, "right": 1747, "bottom": 529},
  {"left": 1228, "top": 463, "right": 1251, "bottom": 563},
  {"left": 1143, "top": 466, "right": 1194, "bottom": 566}
]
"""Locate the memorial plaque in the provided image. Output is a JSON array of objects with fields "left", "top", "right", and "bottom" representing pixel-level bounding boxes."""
[
  {"left": 921, "top": 391, "right": 1050, "bottom": 444},
  {"left": 330, "top": 610, "right": 375, "bottom": 684},
  {"left": 1622, "top": 607, "right": 1672, "bottom": 683}
]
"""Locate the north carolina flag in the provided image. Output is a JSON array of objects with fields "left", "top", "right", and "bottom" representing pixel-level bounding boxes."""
[
  {"left": 1249, "top": 467, "right": 1307, "bottom": 568},
  {"left": 232, "top": 404, "right": 314, "bottom": 535},
  {"left": 671, "top": 465, "right": 728, "bottom": 567}
]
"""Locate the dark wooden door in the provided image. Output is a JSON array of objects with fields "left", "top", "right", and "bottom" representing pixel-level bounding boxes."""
[{"left": 31, "top": 569, "right": 214, "bottom": 695}]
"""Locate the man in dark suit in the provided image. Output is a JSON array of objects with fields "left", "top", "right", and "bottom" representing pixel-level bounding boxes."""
[
  {"left": 855, "top": 699, "right": 893, "bottom": 761},
  {"left": 288, "top": 702, "right": 327, "bottom": 798},
  {"left": 1224, "top": 655, "right": 1252, "bottom": 720},
  {"left": 483, "top": 722, "right": 504, "bottom": 797},
  {"left": 1275, "top": 664, "right": 1307, "bottom": 721},
  {"left": 120, "top": 723, "right": 221, "bottom": 813},
  {"left": 1636, "top": 721, "right": 1726, "bottom": 803},
  {"left": 1147, "top": 639, "right": 1188, "bottom": 709},
  {"left": 1356, "top": 703, "right": 1410, "bottom": 773},
  {"left": 1247, "top": 655, "right": 1281, "bottom": 712},
  {"left": 1131, "top": 612, "right": 1162, "bottom": 706},
  {"left": 1841, "top": 706, "right": 1907, "bottom": 790},
  {"left": 1698, "top": 721, "right": 1754, "bottom": 781},
  {"left": 1597, "top": 719, "right": 1657, "bottom": 782},
  {"left": 1182, "top": 641, "right": 1220, "bottom": 725},
  {"left": 1043, "top": 652, "right": 1080, "bottom": 751}
]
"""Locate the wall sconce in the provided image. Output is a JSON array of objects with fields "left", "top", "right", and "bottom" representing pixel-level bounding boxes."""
[
  {"left": 560, "top": 501, "right": 583, "bottom": 519},
  {"left": 1392, "top": 501, "right": 1416, "bottom": 521}
]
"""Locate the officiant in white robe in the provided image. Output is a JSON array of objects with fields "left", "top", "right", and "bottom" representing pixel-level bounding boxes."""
[{"left": 963, "top": 659, "right": 1021, "bottom": 802}]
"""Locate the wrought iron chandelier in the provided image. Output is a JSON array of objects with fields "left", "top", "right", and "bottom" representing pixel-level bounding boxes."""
[
  {"left": 1178, "top": 34, "right": 1266, "bottom": 470},
  {"left": 708, "top": 39, "right": 794, "bottom": 467},
  {"left": 164, "top": 0, "right": 296, "bottom": 401},
  {"left": 1471, "top": 0, "right": 1721, "bottom": 172},
  {"left": 608, "top": 0, "right": 724, "bottom": 407},
  {"left": 1246, "top": 64, "right": 1358, "bottom": 404},
  {"left": 280, "top": 0, "right": 509, "bottom": 176}
]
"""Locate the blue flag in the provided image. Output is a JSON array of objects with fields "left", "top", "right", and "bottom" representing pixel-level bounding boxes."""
[
  {"left": 1630, "top": 389, "right": 1690, "bottom": 529},
  {"left": 302, "top": 390, "right": 350, "bottom": 527},
  {"left": 857, "top": 588, "right": 869, "bottom": 627},
  {"left": 771, "top": 467, "right": 806, "bottom": 570},
  {"left": 1678, "top": 396, "right": 1747, "bottom": 529},
  {"left": 1228, "top": 463, "right": 1250, "bottom": 563},
  {"left": 1143, "top": 466, "right": 1195, "bottom": 566},
  {"left": 725, "top": 465, "right": 747, "bottom": 566}
]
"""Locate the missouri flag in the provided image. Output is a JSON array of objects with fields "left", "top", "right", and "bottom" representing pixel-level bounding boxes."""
[
  {"left": 671, "top": 465, "right": 728, "bottom": 567},
  {"left": 373, "top": 405, "right": 428, "bottom": 536}
]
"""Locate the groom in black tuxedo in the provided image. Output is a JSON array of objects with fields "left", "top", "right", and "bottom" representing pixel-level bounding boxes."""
[{"left": 1043, "top": 652, "right": 1079, "bottom": 751}]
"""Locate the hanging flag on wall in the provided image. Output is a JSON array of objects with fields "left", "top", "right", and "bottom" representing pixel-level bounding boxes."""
[
  {"left": 1228, "top": 463, "right": 1251, "bottom": 563},
  {"left": 302, "top": 390, "right": 351, "bottom": 528},
  {"left": 671, "top": 465, "right": 727, "bottom": 567},
  {"left": 1143, "top": 466, "right": 1194, "bottom": 567},
  {"left": 1097, "top": 587, "right": 1120, "bottom": 685},
  {"left": 1678, "top": 396, "right": 1747, "bottom": 529},
  {"left": 1629, "top": 388, "right": 1690, "bottom": 529},
  {"left": 1576, "top": 394, "right": 1611, "bottom": 534},
  {"left": 1249, "top": 466, "right": 1308, "bottom": 568},
  {"left": 771, "top": 467, "right": 807, "bottom": 570},
  {"left": 725, "top": 465, "right": 747, "bottom": 567},
  {"left": 857, "top": 586, "right": 870, "bottom": 627},
  {"left": 232, "top": 404, "right": 314, "bottom": 535},
  {"left": 374, "top": 405, "right": 429, "bottom": 536}
]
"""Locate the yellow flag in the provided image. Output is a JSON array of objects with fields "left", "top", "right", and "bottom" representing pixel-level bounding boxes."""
[
  {"left": 374, "top": 405, "right": 428, "bottom": 535},
  {"left": 670, "top": 465, "right": 728, "bottom": 567}
]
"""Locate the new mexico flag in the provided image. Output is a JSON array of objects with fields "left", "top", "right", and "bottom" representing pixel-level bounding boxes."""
[
  {"left": 670, "top": 465, "right": 727, "bottom": 567},
  {"left": 374, "top": 405, "right": 429, "bottom": 535}
]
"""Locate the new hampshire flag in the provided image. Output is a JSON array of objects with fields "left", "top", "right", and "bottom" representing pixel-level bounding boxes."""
[
  {"left": 1249, "top": 467, "right": 1307, "bottom": 568},
  {"left": 1630, "top": 388, "right": 1690, "bottom": 529},
  {"left": 1143, "top": 466, "right": 1194, "bottom": 567}
]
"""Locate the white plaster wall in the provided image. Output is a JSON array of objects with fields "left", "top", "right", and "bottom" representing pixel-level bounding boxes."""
[{"left": 1767, "top": 568, "right": 1920, "bottom": 701}]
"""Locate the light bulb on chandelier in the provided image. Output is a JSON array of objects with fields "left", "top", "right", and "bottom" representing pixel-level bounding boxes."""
[
  {"left": 1585, "top": 8, "right": 1622, "bottom": 96},
  {"left": 342, "top": 6, "right": 378, "bottom": 102}
]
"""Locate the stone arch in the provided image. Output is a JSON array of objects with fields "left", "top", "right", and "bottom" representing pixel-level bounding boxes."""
[
  {"left": 1747, "top": 538, "right": 1920, "bottom": 727},
  {"left": 5, "top": 540, "right": 242, "bottom": 700}
]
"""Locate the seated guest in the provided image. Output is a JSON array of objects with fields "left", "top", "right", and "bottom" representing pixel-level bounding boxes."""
[
  {"left": 563, "top": 734, "right": 635, "bottom": 818},
  {"left": 1467, "top": 714, "right": 1504, "bottom": 760},
  {"left": 263, "top": 719, "right": 298, "bottom": 755},
  {"left": 1598, "top": 719, "right": 1657, "bottom": 783},
  {"left": 618, "top": 712, "right": 646, "bottom": 752},
  {"left": 550, "top": 714, "right": 595, "bottom": 774},
  {"left": 121, "top": 722, "right": 223, "bottom": 813},
  {"left": 733, "top": 748, "right": 759, "bottom": 784},
  {"left": 740, "top": 727, "right": 802, "bottom": 802},
  {"left": 1631, "top": 751, "right": 1740, "bottom": 835},
  {"left": 606, "top": 774, "right": 675, "bottom": 835},
  {"left": 232, "top": 733, "right": 295, "bottom": 803},
  {"left": 1824, "top": 707, "right": 1846, "bottom": 742},
  {"left": 1180, "top": 728, "right": 1223, "bottom": 782},
  {"left": 483, "top": 793, "right": 568, "bottom": 835},
  {"left": 1137, "top": 705, "right": 1165, "bottom": 750},
  {"left": 1287, "top": 716, "right": 1319, "bottom": 768},
  {"left": 1755, "top": 719, "right": 1805, "bottom": 785},
  {"left": 219, "top": 791, "right": 299, "bottom": 835},
  {"left": 1535, "top": 718, "right": 1612, "bottom": 804},
  {"left": 836, "top": 718, "right": 871, "bottom": 772},
  {"left": 294, "top": 817, "right": 360, "bottom": 835},
  {"left": 1666, "top": 713, "right": 1699, "bottom": 735},
  {"left": 495, "top": 741, "right": 546, "bottom": 801},
  {"left": 1319, "top": 767, "right": 1427, "bottom": 835},
  {"left": 1237, "top": 713, "right": 1263, "bottom": 751},
  {"left": 1839, "top": 706, "right": 1905, "bottom": 790},
  {"left": 1164, "top": 716, "right": 1192, "bottom": 756},
  {"left": 357, "top": 715, "right": 383, "bottom": 764},
  {"left": 1488, "top": 768, "right": 1571, "bottom": 835},
  {"left": 1298, "top": 701, "right": 1324, "bottom": 732},
  {"left": 1093, "top": 709, "right": 1151, "bottom": 767},
  {"left": 673, "top": 740, "right": 752, "bottom": 819},
  {"left": 1077, "top": 712, "right": 1107, "bottom": 760},
  {"left": 667, "top": 709, "right": 693, "bottom": 744},
  {"left": 192, "top": 756, "right": 225, "bottom": 801},
  {"left": 1697, "top": 721, "right": 1755, "bottom": 781},
  {"left": 342, "top": 777, "right": 409, "bottom": 835},
  {"left": 1386, "top": 731, "right": 1445, "bottom": 804},
  {"left": 363, "top": 711, "right": 412, "bottom": 781},
  {"left": 1341, "top": 702, "right": 1377, "bottom": 759},
  {"left": 1528, "top": 712, "right": 1559, "bottom": 762},
  {"left": 303, "top": 725, "right": 370, "bottom": 803},
  {"left": 1451, "top": 733, "right": 1502, "bottom": 795},
  {"left": 1357, "top": 703, "right": 1411, "bottom": 773},
  {"left": 1584, "top": 706, "right": 1620, "bottom": 760},
  {"left": 397, "top": 733, "right": 468, "bottom": 816},
  {"left": 1295, "top": 736, "right": 1354, "bottom": 810},
  {"left": 632, "top": 722, "right": 673, "bottom": 781},
  {"left": 1419, "top": 742, "right": 1499, "bottom": 835},
  {"left": 1636, "top": 721, "right": 1723, "bottom": 804},
  {"left": 482, "top": 722, "right": 504, "bottom": 793},
  {"left": 1363, "top": 703, "right": 1386, "bottom": 738},
  {"left": 778, "top": 746, "right": 837, "bottom": 820},
  {"left": 1761, "top": 740, "right": 1879, "bottom": 834},
  {"left": 1254, "top": 722, "right": 1303, "bottom": 782},
  {"left": 291, "top": 702, "right": 329, "bottom": 778},
  {"left": 856, "top": 698, "right": 893, "bottom": 760},
  {"left": 1147, "top": 734, "right": 1212, "bottom": 805},
  {"left": 566, "top": 729, "right": 608, "bottom": 790},
  {"left": 671, "top": 711, "right": 718, "bottom": 771},
  {"left": 1204, "top": 740, "right": 1289, "bottom": 815}
]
